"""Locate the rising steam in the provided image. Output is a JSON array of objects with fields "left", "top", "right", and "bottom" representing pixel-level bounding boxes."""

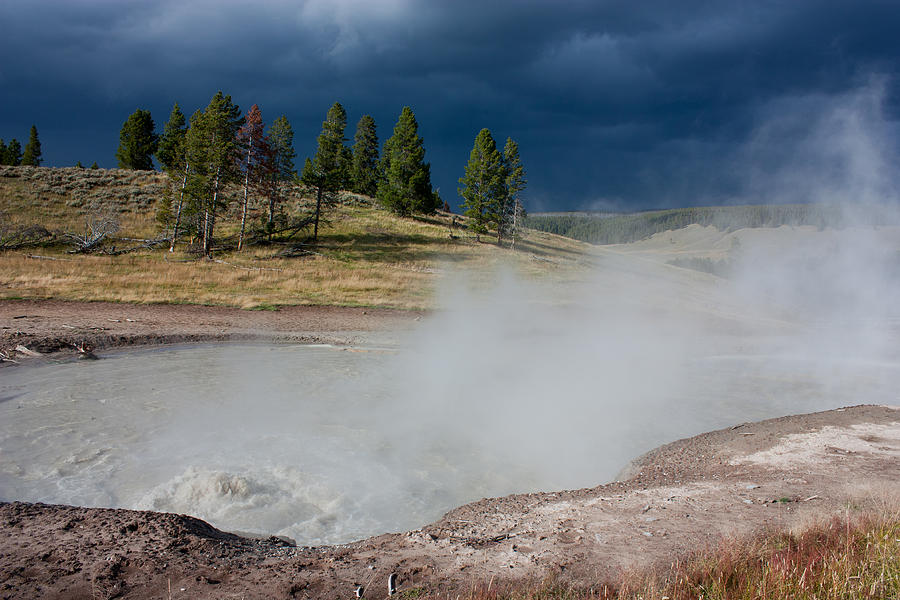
[{"left": 1, "top": 81, "right": 899, "bottom": 545}]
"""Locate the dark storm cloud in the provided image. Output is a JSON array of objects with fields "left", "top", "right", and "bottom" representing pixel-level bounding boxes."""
[{"left": 2, "top": 0, "right": 899, "bottom": 209}]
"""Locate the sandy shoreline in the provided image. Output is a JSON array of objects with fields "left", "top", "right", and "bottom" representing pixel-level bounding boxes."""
[
  {"left": 1, "top": 300, "right": 899, "bottom": 598},
  {"left": 0, "top": 299, "right": 425, "bottom": 364}
]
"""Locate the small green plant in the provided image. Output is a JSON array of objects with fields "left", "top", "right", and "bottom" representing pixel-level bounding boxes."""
[{"left": 245, "top": 303, "right": 280, "bottom": 311}]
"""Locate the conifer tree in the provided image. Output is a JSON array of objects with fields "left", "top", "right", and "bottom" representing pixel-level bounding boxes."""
[
  {"left": 90, "top": 161, "right": 99, "bottom": 169},
  {"left": 156, "top": 103, "right": 189, "bottom": 251},
  {"left": 185, "top": 92, "right": 241, "bottom": 256},
  {"left": 350, "top": 115, "right": 379, "bottom": 196},
  {"left": 377, "top": 106, "right": 435, "bottom": 215},
  {"left": 459, "top": 128, "right": 505, "bottom": 241},
  {"left": 6, "top": 139, "right": 22, "bottom": 166},
  {"left": 266, "top": 115, "right": 296, "bottom": 233},
  {"left": 303, "top": 102, "right": 349, "bottom": 242},
  {"left": 501, "top": 137, "right": 527, "bottom": 245},
  {"left": 183, "top": 109, "right": 208, "bottom": 244},
  {"left": 235, "top": 104, "right": 271, "bottom": 250},
  {"left": 156, "top": 103, "right": 186, "bottom": 171},
  {"left": 0, "top": 140, "right": 6, "bottom": 165},
  {"left": 315, "top": 102, "right": 349, "bottom": 189},
  {"left": 116, "top": 111, "right": 157, "bottom": 170},
  {"left": 21, "top": 126, "right": 42, "bottom": 166}
]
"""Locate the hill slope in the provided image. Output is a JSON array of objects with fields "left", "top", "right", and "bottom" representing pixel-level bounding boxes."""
[{"left": 0, "top": 166, "right": 591, "bottom": 309}]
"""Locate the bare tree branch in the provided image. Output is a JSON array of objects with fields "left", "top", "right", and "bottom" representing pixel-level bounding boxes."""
[{"left": 65, "top": 210, "right": 120, "bottom": 254}]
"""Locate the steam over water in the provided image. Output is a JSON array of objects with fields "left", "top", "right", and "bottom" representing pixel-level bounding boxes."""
[{"left": 2, "top": 225, "right": 900, "bottom": 545}]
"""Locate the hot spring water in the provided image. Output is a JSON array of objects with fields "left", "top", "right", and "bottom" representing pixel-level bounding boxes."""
[{"left": 2, "top": 336, "right": 898, "bottom": 545}]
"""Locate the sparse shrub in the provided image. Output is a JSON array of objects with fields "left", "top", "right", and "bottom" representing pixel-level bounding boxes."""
[
  {"left": 667, "top": 256, "right": 732, "bottom": 277},
  {"left": 0, "top": 212, "right": 54, "bottom": 249}
]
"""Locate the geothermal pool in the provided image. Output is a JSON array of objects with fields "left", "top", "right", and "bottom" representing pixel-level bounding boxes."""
[{"left": 2, "top": 336, "right": 899, "bottom": 545}]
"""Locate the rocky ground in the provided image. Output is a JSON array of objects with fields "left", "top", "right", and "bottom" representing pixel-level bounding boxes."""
[{"left": 1, "top": 301, "right": 899, "bottom": 599}]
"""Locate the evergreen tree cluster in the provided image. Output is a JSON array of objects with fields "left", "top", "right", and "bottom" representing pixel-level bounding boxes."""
[
  {"left": 0, "top": 125, "right": 42, "bottom": 166},
  {"left": 2, "top": 99, "right": 467, "bottom": 254},
  {"left": 146, "top": 93, "right": 298, "bottom": 256},
  {"left": 144, "top": 98, "right": 440, "bottom": 251},
  {"left": 301, "top": 103, "right": 439, "bottom": 221},
  {"left": 458, "top": 129, "right": 527, "bottom": 243}
]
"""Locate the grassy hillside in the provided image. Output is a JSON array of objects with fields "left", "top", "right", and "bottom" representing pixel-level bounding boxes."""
[
  {"left": 525, "top": 204, "right": 871, "bottom": 245},
  {"left": 0, "top": 166, "right": 592, "bottom": 309}
]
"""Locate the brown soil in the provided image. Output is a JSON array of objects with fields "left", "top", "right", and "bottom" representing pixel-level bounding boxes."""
[
  {"left": 1, "top": 302, "right": 898, "bottom": 599},
  {"left": 0, "top": 299, "right": 424, "bottom": 363}
]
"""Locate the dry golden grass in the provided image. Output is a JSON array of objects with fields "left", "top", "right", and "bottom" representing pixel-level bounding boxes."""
[{"left": 0, "top": 166, "right": 594, "bottom": 309}]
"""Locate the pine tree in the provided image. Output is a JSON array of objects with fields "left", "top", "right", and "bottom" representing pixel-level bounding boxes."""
[
  {"left": 116, "top": 111, "right": 157, "bottom": 170},
  {"left": 90, "top": 161, "right": 99, "bottom": 169},
  {"left": 235, "top": 104, "right": 271, "bottom": 250},
  {"left": 303, "top": 102, "right": 349, "bottom": 242},
  {"left": 156, "top": 104, "right": 189, "bottom": 251},
  {"left": 0, "top": 139, "right": 6, "bottom": 165},
  {"left": 156, "top": 103, "right": 186, "bottom": 171},
  {"left": 6, "top": 139, "right": 22, "bottom": 166},
  {"left": 377, "top": 106, "right": 435, "bottom": 215},
  {"left": 185, "top": 92, "right": 241, "bottom": 256},
  {"left": 75, "top": 161, "right": 84, "bottom": 168},
  {"left": 21, "top": 126, "right": 42, "bottom": 166},
  {"left": 350, "top": 115, "right": 379, "bottom": 196},
  {"left": 501, "top": 137, "right": 527, "bottom": 245},
  {"left": 459, "top": 129, "right": 506, "bottom": 241},
  {"left": 315, "top": 102, "right": 349, "bottom": 189},
  {"left": 266, "top": 115, "right": 296, "bottom": 233}
]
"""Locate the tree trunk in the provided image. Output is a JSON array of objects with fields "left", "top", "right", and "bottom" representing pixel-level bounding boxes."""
[
  {"left": 204, "top": 165, "right": 220, "bottom": 257},
  {"left": 511, "top": 200, "right": 519, "bottom": 250},
  {"left": 202, "top": 207, "right": 211, "bottom": 256},
  {"left": 313, "top": 185, "right": 322, "bottom": 243},
  {"left": 267, "top": 173, "right": 277, "bottom": 240},
  {"left": 238, "top": 135, "right": 253, "bottom": 251},
  {"left": 169, "top": 163, "right": 188, "bottom": 252}
]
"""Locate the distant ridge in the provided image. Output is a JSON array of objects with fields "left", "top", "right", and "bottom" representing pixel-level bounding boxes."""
[{"left": 524, "top": 203, "right": 896, "bottom": 245}]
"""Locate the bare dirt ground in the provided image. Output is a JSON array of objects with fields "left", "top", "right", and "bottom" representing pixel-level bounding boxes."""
[
  {"left": 0, "top": 300, "right": 424, "bottom": 363},
  {"left": 1, "top": 403, "right": 897, "bottom": 599}
]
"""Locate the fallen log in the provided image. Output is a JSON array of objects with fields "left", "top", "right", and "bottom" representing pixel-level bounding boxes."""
[
  {"left": 14, "top": 345, "right": 42, "bottom": 357},
  {"left": 23, "top": 254, "right": 72, "bottom": 261}
]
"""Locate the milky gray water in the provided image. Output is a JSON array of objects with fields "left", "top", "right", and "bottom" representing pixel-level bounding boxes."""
[{"left": 2, "top": 335, "right": 899, "bottom": 545}]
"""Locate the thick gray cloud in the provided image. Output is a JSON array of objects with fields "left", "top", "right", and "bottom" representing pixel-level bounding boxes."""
[{"left": 1, "top": 0, "right": 899, "bottom": 209}]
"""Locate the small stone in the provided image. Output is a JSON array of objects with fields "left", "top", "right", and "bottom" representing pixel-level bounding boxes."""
[{"left": 746, "top": 484, "right": 760, "bottom": 490}]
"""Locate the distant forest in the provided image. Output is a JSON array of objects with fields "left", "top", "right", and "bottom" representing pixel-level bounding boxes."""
[{"left": 524, "top": 204, "right": 877, "bottom": 245}]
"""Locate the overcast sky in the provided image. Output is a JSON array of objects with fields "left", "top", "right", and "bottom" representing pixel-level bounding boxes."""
[{"left": 2, "top": 0, "right": 899, "bottom": 211}]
